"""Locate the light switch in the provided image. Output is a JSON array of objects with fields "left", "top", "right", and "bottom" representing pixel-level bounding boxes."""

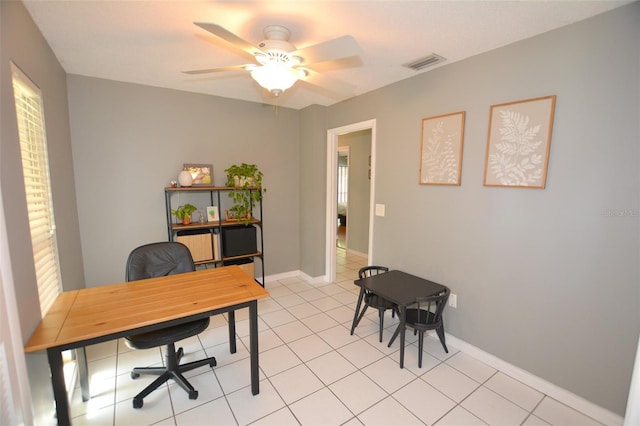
[{"left": 375, "top": 203, "right": 385, "bottom": 217}]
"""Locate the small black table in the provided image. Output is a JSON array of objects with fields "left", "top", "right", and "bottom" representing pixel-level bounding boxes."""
[{"left": 352, "top": 270, "right": 448, "bottom": 368}]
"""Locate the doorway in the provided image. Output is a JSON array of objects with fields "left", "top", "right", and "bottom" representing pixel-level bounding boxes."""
[{"left": 325, "top": 119, "right": 376, "bottom": 282}]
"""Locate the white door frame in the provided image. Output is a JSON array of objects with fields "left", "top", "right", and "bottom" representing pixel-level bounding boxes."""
[{"left": 325, "top": 119, "right": 376, "bottom": 282}]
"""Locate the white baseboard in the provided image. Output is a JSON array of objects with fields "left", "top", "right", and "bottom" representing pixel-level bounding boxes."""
[
  {"left": 264, "top": 270, "right": 327, "bottom": 285},
  {"left": 344, "top": 248, "right": 368, "bottom": 258},
  {"left": 298, "top": 271, "right": 328, "bottom": 284},
  {"left": 445, "top": 333, "right": 624, "bottom": 426},
  {"left": 263, "top": 270, "right": 300, "bottom": 284}
]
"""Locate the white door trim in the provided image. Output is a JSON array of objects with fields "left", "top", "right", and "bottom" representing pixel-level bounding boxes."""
[{"left": 325, "top": 119, "right": 376, "bottom": 282}]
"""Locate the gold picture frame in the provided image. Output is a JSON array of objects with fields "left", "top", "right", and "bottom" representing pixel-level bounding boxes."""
[
  {"left": 483, "top": 95, "right": 556, "bottom": 188},
  {"left": 183, "top": 163, "right": 212, "bottom": 186},
  {"left": 419, "top": 111, "right": 465, "bottom": 185}
]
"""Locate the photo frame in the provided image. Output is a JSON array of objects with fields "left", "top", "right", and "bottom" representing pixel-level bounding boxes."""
[
  {"left": 419, "top": 111, "right": 465, "bottom": 185},
  {"left": 183, "top": 163, "right": 213, "bottom": 186},
  {"left": 483, "top": 95, "right": 556, "bottom": 188},
  {"left": 206, "top": 206, "right": 219, "bottom": 222}
]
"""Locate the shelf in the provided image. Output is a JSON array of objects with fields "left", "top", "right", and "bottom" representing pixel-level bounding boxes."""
[
  {"left": 170, "top": 219, "right": 260, "bottom": 232},
  {"left": 193, "top": 252, "right": 262, "bottom": 266},
  {"left": 223, "top": 252, "right": 262, "bottom": 262},
  {"left": 165, "top": 186, "right": 260, "bottom": 192},
  {"left": 194, "top": 259, "right": 221, "bottom": 266}
]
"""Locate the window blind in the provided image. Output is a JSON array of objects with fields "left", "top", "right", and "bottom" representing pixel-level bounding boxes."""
[
  {"left": 337, "top": 164, "right": 348, "bottom": 204},
  {"left": 11, "top": 63, "right": 62, "bottom": 316}
]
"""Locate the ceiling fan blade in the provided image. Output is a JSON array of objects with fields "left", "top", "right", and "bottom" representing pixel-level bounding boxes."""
[
  {"left": 183, "top": 65, "right": 249, "bottom": 75},
  {"left": 194, "top": 22, "right": 264, "bottom": 56},
  {"left": 293, "top": 35, "right": 362, "bottom": 65},
  {"left": 300, "top": 68, "right": 355, "bottom": 94}
]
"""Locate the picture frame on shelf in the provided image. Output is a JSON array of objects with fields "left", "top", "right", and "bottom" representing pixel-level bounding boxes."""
[
  {"left": 206, "top": 206, "right": 219, "bottom": 222},
  {"left": 225, "top": 209, "right": 251, "bottom": 222},
  {"left": 483, "top": 95, "right": 556, "bottom": 189},
  {"left": 183, "top": 163, "right": 213, "bottom": 186},
  {"left": 419, "top": 111, "right": 466, "bottom": 186}
]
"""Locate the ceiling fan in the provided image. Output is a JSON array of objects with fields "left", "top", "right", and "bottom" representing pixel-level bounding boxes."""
[{"left": 184, "top": 22, "right": 362, "bottom": 97}]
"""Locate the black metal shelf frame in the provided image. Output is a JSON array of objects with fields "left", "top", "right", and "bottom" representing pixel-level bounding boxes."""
[{"left": 164, "top": 187, "right": 265, "bottom": 286}]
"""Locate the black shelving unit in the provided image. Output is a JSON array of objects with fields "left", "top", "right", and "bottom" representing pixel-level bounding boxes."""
[{"left": 164, "top": 186, "right": 264, "bottom": 286}]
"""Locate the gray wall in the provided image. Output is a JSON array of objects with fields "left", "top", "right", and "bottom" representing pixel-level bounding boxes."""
[
  {"left": 339, "top": 130, "right": 371, "bottom": 254},
  {"left": 299, "top": 105, "right": 327, "bottom": 277},
  {"left": 1, "top": 1, "right": 85, "bottom": 423},
  {"left": 67, "top": 75, "right": 301, "bottom": 286},
  {"left": 322, "top": 3, "right": 640, "bottom": 415}
]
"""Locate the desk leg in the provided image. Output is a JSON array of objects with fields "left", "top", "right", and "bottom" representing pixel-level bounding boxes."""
[
  {"left": 228, "top": 310, "right": 237, "bottom": 354},
  {"left": 399, "top": 306, "right": 406, "bottom": 369},
  {"left": 47, "top": 348, "right": 70, "bottom": 426},
  {"left": 76, "top": 347, "right": 90, "bottom": 402},
  {"left": 350, "top": 288, "right": 366, "bottom": 335},
  {"left": 249, "top": 300, "right": 260, "bottom": 395}
]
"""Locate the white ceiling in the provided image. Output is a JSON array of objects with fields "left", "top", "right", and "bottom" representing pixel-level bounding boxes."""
[{"left": 23, "top": 0, "right": 630, "bottom": 110}]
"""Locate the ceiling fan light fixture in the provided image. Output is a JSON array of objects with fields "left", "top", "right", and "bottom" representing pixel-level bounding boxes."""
[
  {"left": 187, "top": 22, "right": 362, "bottom": 99},
  {"left": 250, "top": 62, "right": 299, "bottom": 96}
]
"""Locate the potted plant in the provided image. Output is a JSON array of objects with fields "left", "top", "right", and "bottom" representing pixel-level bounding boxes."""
[
  {"left": 224, "top": 163, "right": 265, "bottom": 224},
  {"left": 171, "top": 203, "right": 198, "bottom": 225}
]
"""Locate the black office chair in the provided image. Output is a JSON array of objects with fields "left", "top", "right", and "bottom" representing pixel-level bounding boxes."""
[
  {"left": 124, "top": 242, "right": 217, "bottom": 409},
  {"left": 350, "top": 266, "right": 399, "bottom": 342},
  {"left": 388, "top": 287, "right": 450, "bottom": 368}
]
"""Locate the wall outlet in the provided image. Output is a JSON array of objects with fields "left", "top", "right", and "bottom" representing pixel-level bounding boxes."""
[{"left": 449, "top": 293, "right": 457, "bottom": 308}]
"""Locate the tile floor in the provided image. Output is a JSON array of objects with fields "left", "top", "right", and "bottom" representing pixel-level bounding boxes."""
[{"left": 69, "top": 250, "right": 603, "bottom": 425}]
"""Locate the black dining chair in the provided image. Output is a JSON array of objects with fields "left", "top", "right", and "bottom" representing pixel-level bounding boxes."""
[
  {"left": 388, "top": 287, "right": 450, "bottom": 367},
  {"left": 350, "top": 266, "right": 399, "bottom": 342},
  {"left": 124, "top": 242, "right": 217, "bottom": 408}
]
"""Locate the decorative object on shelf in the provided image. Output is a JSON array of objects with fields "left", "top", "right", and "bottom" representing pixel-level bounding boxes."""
[
  {"left": 419, "top": 111, "right": 466, "bottom": 186},
  {"left": 222, "top": 225, "right": 257, "bottom": 257},
  {"left": 224, "top": 163, "right": 265, "bottom": 225},
  {"left": 183, "top": 163, "right": 213, "bottom": 186},
  {"left": 484, "top": 95, "right": 556, "bottom": 189},
  {"left": 176, "top": 231, "right": 213, "bottom": 262},
  {"left": 177, "top": 170, "right": 193, "bottom": 187},
  {"left": 171, "top": 203, "right": 198, "bottom": 225},
  {"left": 225, "top": 209, "right": 251, "bottom": 222},
  {"left": 206, "top": 206, "right": 219, "bottom": 222}
]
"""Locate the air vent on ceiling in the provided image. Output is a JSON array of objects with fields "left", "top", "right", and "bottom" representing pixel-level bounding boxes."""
[{"left": 403, "top": 53, "right": 446, "bottom": 71}]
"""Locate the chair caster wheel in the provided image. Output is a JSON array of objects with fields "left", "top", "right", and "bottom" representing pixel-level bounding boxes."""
[
  {"left": 131, "top": 372, "right": 140, "bottom": 379},
  {"left": 133, "top": 398, "right": 143, "bottom": 409},
  {"left": 189, "top": 390, "right": 198, "bottom": 400}
]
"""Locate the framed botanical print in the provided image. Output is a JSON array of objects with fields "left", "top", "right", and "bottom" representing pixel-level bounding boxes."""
[
  {"left": 419, "top": 111, "right": 465, "bottom": 185},
  {"left": 483, "top": 95, "right": 556, "bottom": 188}
]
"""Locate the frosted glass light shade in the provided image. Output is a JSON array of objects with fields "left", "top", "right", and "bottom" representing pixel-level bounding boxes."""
[
  {"left": 178, "top": 170, "right": 193, "bottom": 187},
  {"left": 251, "top": 63, "right": 299, "bottom": 96}
]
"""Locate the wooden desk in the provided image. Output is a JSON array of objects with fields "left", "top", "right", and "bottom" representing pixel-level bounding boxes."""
[
  {"left": 25, "top": 266, "right": 269, "bottom": 425},
  {"left": 352, "top": 270, "right": 447, "bottom": 368}
]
